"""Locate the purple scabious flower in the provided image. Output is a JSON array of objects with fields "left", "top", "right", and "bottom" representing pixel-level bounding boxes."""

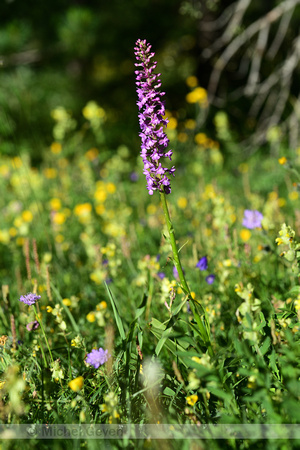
[
  {"left": 196, "top": 256, "right": 208, "bottom": 271},
  {"left": 19, "top": 293, "right": 41, "bottom": 306},
  {"left": 242, "top": 210, "right": 263, "bottom": 229},
  {"left": 86, "top": 348, "right": 110, "bottom": 369},
  {"left": 26, "top": 320, "right": 40, "bottom": 332},
  {"left": 134, "top": 39, "right": 175, "bottom": 195},
  {"left": 205, "top": 274, "right": 215, "bottom": 285}
]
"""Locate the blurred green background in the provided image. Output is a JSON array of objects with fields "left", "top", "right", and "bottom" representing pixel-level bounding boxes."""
[{"left": 1, "top": 0, "right": 300, "bottom": 165}]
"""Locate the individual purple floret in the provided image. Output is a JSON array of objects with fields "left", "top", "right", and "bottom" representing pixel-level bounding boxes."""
[
  {"left": 85, "top": 348, "right": 110, "bottom": 369},
  {"left": 134, "top": 39, "right": 175, "bottom": 195},
  {"left": 242, "top": 210, "right": 263, "bottom": 229},
  {"left": 157, "top": 272, "right": 165, "bottom": 279},
  {"left": 205, "top": 274, "right": 215, "bottom": 285},
  {"left": 196, "top": 256, "right": 208, "bottom": 271},
  {"left": 19, "top": 293, "right": 41, "bottom": 306},
  {"left": 173, "top": 266, "right": 179, "bottom": 279}
]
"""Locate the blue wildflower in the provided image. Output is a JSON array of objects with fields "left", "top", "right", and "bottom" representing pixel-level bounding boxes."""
[
  {"left": 205, "top": 274, "right": 215, "bottom": 285},
  {"left": 196, "top": 256, "right": 208, "bottom": 271}
]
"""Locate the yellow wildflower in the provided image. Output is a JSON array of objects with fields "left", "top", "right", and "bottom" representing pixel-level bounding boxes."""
[
  {"left": 44, "top": 168, "right": 58, "bottom": 179},
  {"left": 0, "top": 230, "right": 10, "bottom": 244},
  {"left": 240, "top": 229, "right": 251, "bottom": 242},
  {"left": 177, "top": 197, "right": 187, "bottom": 209},
  {"left": 85, "top": 148, "right": 99, "bottom": 161},
  {"left": 62, "top": 298, "right": 71, "bottom": 307},
  {"left": 147, "top": 204, "right": 157, "bottom": 215},
  {"left": 0, "top": 164, "right": 10, "bottom": 177},
  {"left": 50, "top": 142, "right": 62, "bottom": 154},
  {"left": 186, "top": 87, "right": 207, "bottom": 105},
  {"left": 9, "top": 227, "right": 17, "bottom": 237},
  {"left": 16, "top": 237, "right": 25, "bottom": 246},
  {"left": 186, "top": 76, "right": 198, "bottom": 88},
  {"left": 68, "top": 376, "right": 84, "bottom": 392},
  {"left": 168, "top": 117, "right": 177, "bottom": 130},
  {"left": 185, "top": 119, "right": 196, "bottom": 129},
  {"left": 22, "top": 210, "right": 33, "bottom": 222},
  {"left": 95, "top": 204, "right": 105, "bottom": 215},
  {"left": 186, "top": 394, "right": 198, "bottom": 406},
  {"left": 106, "top": 182, "right": 116, "bottom": 194},
  {"left": 74, "top": 203, "right": 92, "bottom": 223},
  {"left": 82, "top": 101, "right": 106, "bottom": 120},
  {"left": 50, "top": 198, "right": 62, "bottom": 211},
  {"left": 195, "top": 133, "right": 208, "bottom": 146},
  {"left": 74, "top": 203, "right": 92, "bottom": 216},
  {"left": 177, "top": 132, "right": 188, "bottom": 142},
  {"left": 53, "top": 212, "right": 66, "bottom": 225},
  {"left": 191, "top": 357, "right": 202, "bottom": 364},
  {"left": 289, "top": 191, "right": 298, "bottom": 201},
  {"left": 278, "top": 157, "right": 287, "bottom": 165},
  {"left": 96, "top": 301, "right": 107, "bottom": 311},
  {"left": 94, "top": 189, "right": 107, "bottom": 203},
  {"left": 11, "top": 157, "right": 22, "bottom": 168},
  {"left": 86, "top": 312, "right": 96, "bottom": 323}
]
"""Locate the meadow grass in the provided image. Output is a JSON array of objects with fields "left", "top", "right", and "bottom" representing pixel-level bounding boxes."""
[{"left": 0, "top": 69, "right": 300, "bottom": 450}]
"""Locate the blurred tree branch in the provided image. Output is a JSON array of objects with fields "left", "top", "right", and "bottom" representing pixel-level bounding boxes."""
[
  {"left": 1, "top": 49, "right": 41, "bottom": 66},
  {"left": 201, "top": 0, "right": 300, "bottom": 148}
]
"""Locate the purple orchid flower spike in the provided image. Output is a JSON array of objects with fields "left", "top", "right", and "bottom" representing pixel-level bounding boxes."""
[{"left": 134, "top": 39, "right": 175, "bottom": 195}]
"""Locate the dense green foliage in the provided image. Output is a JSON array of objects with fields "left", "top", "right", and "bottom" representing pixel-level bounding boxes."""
[{"left": 1, "top": 94, "right": 300, "bottom": 449}]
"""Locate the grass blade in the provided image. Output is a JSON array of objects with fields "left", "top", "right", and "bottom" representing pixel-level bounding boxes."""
[{"left": 104, "top": 282, "right": 126, "bottom": 341}]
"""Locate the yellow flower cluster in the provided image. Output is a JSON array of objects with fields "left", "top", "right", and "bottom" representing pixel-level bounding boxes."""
[
  {"left": 74, "top": 203, "right": 92, "bottom": 224},
  {"left": 86, "top": 301, "right": 107, "bottom": 326},
  {"left": 71, "top": 334, "right": 85, "bottom": 348},
  {"left": 51, "top": 106, "right": 76, "bottom": 140},
  {"left": 94, "top": 181, "right": 116, "bottom": 208},
  {"left": 186, "top": 394, "right": 198, "bottom": 406},
  {"left": 47, "top": 304, "right": 67, "bottom": 331},
  {"left": 186, "top": 87, "right": 208, "bottom": 107},
  {"left": 85, "top": 148, "right": 99, "bottom": 161},
  {"left": 101, "top": 392, "right": 120, "bottom": 423},
  {"left": 82, "top": 101, "right": 106, "bottom": 121},
  {"left": 134, "top": 255, "right": 161, "bottom": 287},
  {"left": 50, "top": 359, "right": 64, "bottom": 382},
  {"left": 194, "top": 133, "right": 219, "bottom": 149},
  {"left": 276, "top": 223, "right": 295, "bottom": 245}
]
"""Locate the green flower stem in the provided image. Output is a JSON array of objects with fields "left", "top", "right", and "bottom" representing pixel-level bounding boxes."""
[
  {"left": 33, "top": 305, "right": 54, "bottom": 365},
  {"left": 160, "top": 191, "right": 214, "bottom": 357},
  {"left": 145, "top": 273, "right": 154, "bottom": 320},
  {"left": 35, "top": 333, "right": 48, "bottom": 368}
]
